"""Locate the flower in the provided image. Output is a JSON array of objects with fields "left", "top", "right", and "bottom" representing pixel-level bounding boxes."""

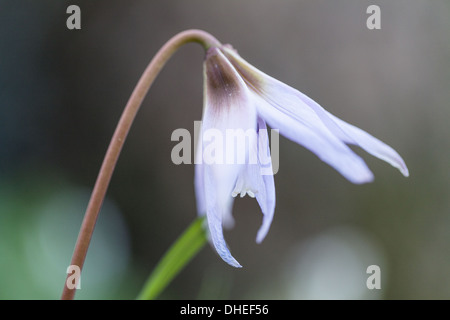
[{"left": 195, "top": 45, "right": 409, "bottom": 268}]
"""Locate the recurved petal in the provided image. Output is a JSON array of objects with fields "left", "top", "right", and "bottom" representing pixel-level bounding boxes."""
[
  {"left": 222, "top": 46, "right": 407, "bottom": 182},
  {"left": 250, "top": 85, "right": 375, "bottom": 184},
  {"left": 315, "top": 109, "right": 409, "bottom": 177},
  {"left": 271, "top": 84, "right": 409, "bottom": 177}
]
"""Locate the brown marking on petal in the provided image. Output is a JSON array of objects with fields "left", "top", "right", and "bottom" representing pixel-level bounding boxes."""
[
  {"left": 205, "top": 47, "right": 244, "bottom": 112},
  {"left": 221, "top": 48, "right": 264, "bottom": 95}
]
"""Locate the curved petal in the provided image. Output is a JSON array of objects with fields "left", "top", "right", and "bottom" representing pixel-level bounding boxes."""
[
  {"left": 204, "top": 165, "right": 241, "bottom": 268},
  {"left": 222, "top": 46, "right": 408, "bottom": 182},
  {"left": 277, "top": 86, "right": 409, "bottom": 177},
  {"left": 227, "top": 117, "right": 276, "bottom": 243},
  {"left": 251, "top": 87, "right": 374, "bottom": 184},
  {"left": 200, "top": 46, "right": 259, "bottom": 267},
  {"left": 254, "top": 118, "right": 275, "bottom": 243},
  {"left": 317, "top": 110, "right": 409, "bottom": 177},
  {"left": 227, "top": 118, "right": 276, "bottom": 243},
  {"left": 202, "top": 46, "right": 258, "bottom": 226}
]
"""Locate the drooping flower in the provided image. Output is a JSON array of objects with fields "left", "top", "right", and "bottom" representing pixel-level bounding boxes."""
[{"left": 195, "top": 45, "right": 409, "bottom": 268}]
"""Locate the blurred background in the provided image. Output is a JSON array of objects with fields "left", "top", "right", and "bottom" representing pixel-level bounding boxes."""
[{"left": 1, "top": 0, "right": 449, "bottom": 299}]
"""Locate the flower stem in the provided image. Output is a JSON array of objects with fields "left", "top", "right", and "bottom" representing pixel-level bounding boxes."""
[
  {"left": 137, "top": 216, "right": 207, "bottom": 300},
  {"left": 61, "top": 30, "right": 220, "bottom": 300}
]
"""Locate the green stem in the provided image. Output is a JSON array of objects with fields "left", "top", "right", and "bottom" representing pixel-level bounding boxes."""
[
  {"left": 61, "top": 30, "right": 220, "bottom": 300},
  {"left": 137, "top": 216, "right": 207, "bottom": 300}
]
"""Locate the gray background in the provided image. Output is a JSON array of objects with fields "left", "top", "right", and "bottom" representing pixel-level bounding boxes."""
[{"left": 0, "top": 0, "right": 449, "bottom": 299}]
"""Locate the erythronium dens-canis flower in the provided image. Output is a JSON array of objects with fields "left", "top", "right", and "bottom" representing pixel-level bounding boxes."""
[{"left": 195, "top": 44, "right": 408, "bottom": 268}]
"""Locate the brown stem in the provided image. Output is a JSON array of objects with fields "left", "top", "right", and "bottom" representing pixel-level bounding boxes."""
[{"left": 61, "top": 29, "right": 221, "bottom": 300}]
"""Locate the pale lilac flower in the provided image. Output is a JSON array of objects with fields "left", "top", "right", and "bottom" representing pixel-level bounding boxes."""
[{"left": 195, "top": 45, "right": 409, "bottom": 268}]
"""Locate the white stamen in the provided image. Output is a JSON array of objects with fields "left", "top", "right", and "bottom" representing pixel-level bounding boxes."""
[{"left": 232, "top": 175, "right": 258, "bottom": 199}]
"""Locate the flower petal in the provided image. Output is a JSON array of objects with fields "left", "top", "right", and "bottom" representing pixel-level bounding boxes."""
[
  {"left": 200, "top": 46, "right": 262, "bottom": 267},
  {"left": 204, "top": 165, "right": 241, "bottom": 268},
  {"left": 202, "top": 46, "right": 258, "bottom": 226},
  {"left": 251, "top": 88, "right": 374, "bottom": 184},
  {"left": 277, "top": 86, "right": 409, "bottom": 177},
  {"left": 254, "top": 118, "right": 276, "bottom": 243},
  {"left": 315, "top": 108, "right": 409, "bottom": 177},
  {"left": 194, "top": 139, "right": 206, "bottom": 216},
  {"left": 222, "top": 46, "right": 408, "bottom": 180}
]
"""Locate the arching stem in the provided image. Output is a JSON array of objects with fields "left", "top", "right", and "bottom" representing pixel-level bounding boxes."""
[{"left": 61, "top": 29, "right": 221, "bottom": 300}]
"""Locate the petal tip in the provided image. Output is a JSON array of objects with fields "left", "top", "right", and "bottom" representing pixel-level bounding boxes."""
[
  {"left": 223, "top": 254, "right": 242, "bottom": 268},
  {"left": 348, "top": 169, "right": 375, "bottom": 185},
  {"left": 214, "top": 243, "right": 242, "bottom": 268},
  {"left": 255, "top": 220, "right": 271, "bottom": 244},
  {"left": 400, "top": 164, "right": 409, "bottom": 177},
  {"left": 255, "top": 233, "right": 264, "bottom": 244}
]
